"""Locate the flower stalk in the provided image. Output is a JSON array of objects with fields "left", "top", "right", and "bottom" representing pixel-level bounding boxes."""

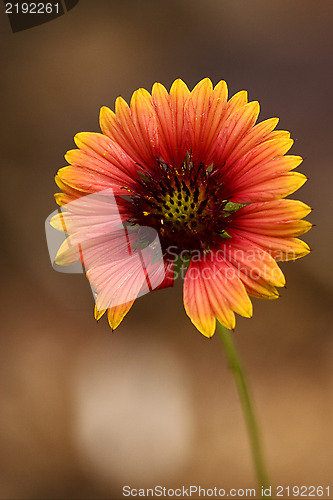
[{"left": 217, "top": 322, "right": 270, "bottom": 498}]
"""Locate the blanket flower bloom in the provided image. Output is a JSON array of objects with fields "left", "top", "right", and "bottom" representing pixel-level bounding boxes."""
[{"left": 53, "top": 78, "right": 311, "bottom": 337}]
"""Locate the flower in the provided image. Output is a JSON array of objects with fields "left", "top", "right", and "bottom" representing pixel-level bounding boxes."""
[{"left": 53, "top": 78, "right": 311, "bottom": 337}]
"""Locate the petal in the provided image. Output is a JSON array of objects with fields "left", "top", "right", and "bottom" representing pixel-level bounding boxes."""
[
  {"left": 169, "top": 79, "right": 191, "bottom": 163},
  {"left": 221, "top": 235, "right": 286, "bottom": 288},
  {"left": 88, "top": 254, "right": 147, "bottom": 311},
  {"left": 56, "top": 166, "right": 125, "bottom": 195},
  {"left": 152, "top": 79, "right": 190, "bottom": 167},
  {"left": 235, "top": 220, "right": 311, "bottom": 239},
  {"left": 183, "top": 255, "right": 253, "bottom": 336},
  {"left": 99, "top": 95, "right": 157, "bottom": 168},
  {"left": 67, "top": 133, "right": 139, "bottom": 183},
  {"left": 225, "top": 90, "right": 248, "bottom": 114},
  {"left": 151, "top": 82, "right": 176, "bottom": 164},
  {"left": 54, "top": 230, "right": 127, "bottom": 267},
  {"left": 185, "top": 81, "right": 249, "bottom": 166},
  {"left": 52, "top": 191, "right": 132, "bottom": 266},
  {"left": 228, "top": 155, "right": 303, "bottom": 196},
  {"left": 150, "top": 259, "right": 175, "bottom": 291},
  {"left": 183, "top": 259, "right": 217, "bottom": 337},
  {"left": 107, "top": 301, "right": 135, "bottom": 330},
  {"left": 199, "top": 80, "right": 229, "bottom": 161},
  {"left": 99, "top": 105, "right": 124, "bottom": 150},
  {"left": 94, "top": 305, "right": 106, "bottom": 321},
  {"left": 211, "top": 258, "right": 253, "bottom": 320},
  {"left": 229, "top": 228, "right": 310, "bottom": 261},
  {"left": 54, "top": 234, "right": 81, "bottom": 266},
  {"left": 235, "top": 199, "right": 311, "bottom": 220},
  {"left": 130, "top": 88, "right": 160, "bottom": 159},
  {"left": 231, "top": 172, "right": 307, "bottom": 203},
  {"left": 220, "top": 258, "right": 279, "bottom": 300},
  {"left": 223, "top": 137, "right": 295, "bottom": 183},
  {"left": 55, "top": 171, "right": 89, "bottom": 196},
  {"left": 226, "top": 117, "right": 279, "bottom": 165},
  {"left": 54, "top": 192, "right": 77, "bottom": 206},
  {"left": 233, "top": 200, "right": 312, "bottom": 236},
  {"left": 211, "top": 89, "right": 249, "bottom": 140},
  {"left": 208, "top": 101, "right": 260, "bottom": 165},
  {"left": 185, "top": 78, "right": 214, "bottom": 164}
]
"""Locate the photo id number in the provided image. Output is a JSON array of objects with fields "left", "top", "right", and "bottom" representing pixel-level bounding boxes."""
[{"left": 5, "top": 2, "right": 60, "bottom": 15}]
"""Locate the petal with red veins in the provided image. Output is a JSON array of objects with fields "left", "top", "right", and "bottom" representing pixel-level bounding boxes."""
[
  {"left": 221, "top": 236, "right": 286, "bottom": 288},
  {"left": 152, "top": 79, "right": 190, "bottom": 167},
  {"left": 199, "top": 80, "right": 228, "bottom": 162},
  {"left": 56, "top": 166, "right": 125, "bottom": 195},
  {"left": 209, "top": 101, "right": 260, "bottom": 165},
  {"left": 88, "top": 254, "right": 148, "bottom": 312},
  {"left": 183, "top": 256, "right": 252, "bottom": 337},
  {"left": 231, "top": 172, "right": 307, "bottom": 203},
  {"left": 226, "top": 117, "right": 279, "bottom": 165},
  {"left": 223, "top": 136, "right": 294, "bottom": 183},
  {"left": 99, "top": 96, "right": 156, "bottom": 168},
  {"left": 233, "top": 200, "right": 312, "bottom": 237},
  {"left": 183, "top": 259, "right": 217, "bottom": 337},
  {"left": 67, "top": 135, "right": 138, "bottom": 182},
  {"left": 130, "top": 88, "right": 160, "bottom": 159},
  {"left": 230, "top": 155, "right": 303, "bottom": 193},
  {"left": 229, "top": 228, "right": 310, "bottom": 261},
  {"left": 169, "top": 79, "right": 191, "bottom": 165},
  {"left": 185, "top": 78, "right": 214, "bottom": 164}
]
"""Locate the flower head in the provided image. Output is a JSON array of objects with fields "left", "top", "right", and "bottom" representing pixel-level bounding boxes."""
[{"left": 53, "top": 78, "right": 311, "bottom": 337}]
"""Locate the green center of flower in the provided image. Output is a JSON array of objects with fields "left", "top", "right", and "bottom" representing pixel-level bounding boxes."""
[
  {"left": 157, "top": 182, "right": 207, "bottom": 231},
  {"left": 127, "top": 155, "right": 246, "bottom": 255}
]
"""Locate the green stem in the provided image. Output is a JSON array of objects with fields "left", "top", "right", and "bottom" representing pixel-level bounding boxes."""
[{"left": 217, "top": 322, "right": 270, "bottom": 499}]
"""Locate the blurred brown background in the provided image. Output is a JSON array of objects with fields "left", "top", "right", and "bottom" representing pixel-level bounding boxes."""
[{"left": 1, "top": 1, "right": 332, "bottom": 498}]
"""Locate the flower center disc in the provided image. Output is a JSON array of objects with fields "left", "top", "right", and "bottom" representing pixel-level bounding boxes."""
[{"left": 127, "top": 155, "right": 244, "bottom": 256}]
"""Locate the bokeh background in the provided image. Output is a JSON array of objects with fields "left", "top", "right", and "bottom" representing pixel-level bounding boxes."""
[{"left": 1, "top": 1, "right": 333, "bottom": 498}]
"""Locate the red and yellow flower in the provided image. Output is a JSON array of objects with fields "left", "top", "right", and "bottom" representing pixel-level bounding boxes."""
[{"left": 53, "top": 78, "right": 311, "bottom": 337}]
